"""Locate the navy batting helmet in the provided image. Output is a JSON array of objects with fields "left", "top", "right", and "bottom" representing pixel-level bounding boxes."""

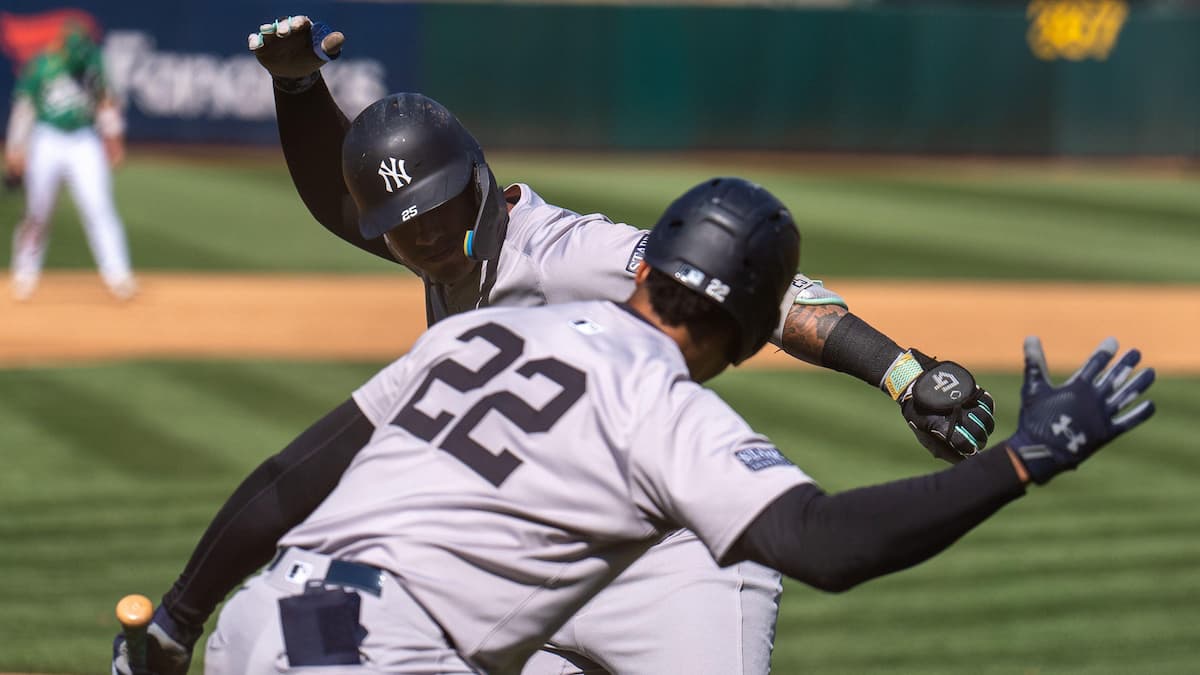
[
  {"left": 643, "top": 177, "right": 800, "bottom": 365},
  {"left": 341, "top": 93, "right": 507, "bottom": 261}
]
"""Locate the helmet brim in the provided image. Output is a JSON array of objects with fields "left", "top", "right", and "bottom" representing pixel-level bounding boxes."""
[{"left": 357, "top": 160, "right": 474, "bottom": 239}]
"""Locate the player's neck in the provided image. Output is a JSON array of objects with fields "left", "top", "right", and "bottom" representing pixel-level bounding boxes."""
[{"left": 625, "top": 293, "right": 729, "bottom": 383}]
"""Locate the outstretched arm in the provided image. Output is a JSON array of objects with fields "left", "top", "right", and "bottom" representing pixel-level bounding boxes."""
[
  {"left": 781, "top": 303, "right": 901, "bottom": 383},
  {"left": 728, "top": 337, "right": 1155, "bottom": 592},
  {"left": 777, "top": 292, "right": 995, "bottom": 463},
  {"left": 725, "top": 445, "right": 1027, "bottom": 592},
  {"left": 251, "top": 15, "right": 393, "bottom": 261}
]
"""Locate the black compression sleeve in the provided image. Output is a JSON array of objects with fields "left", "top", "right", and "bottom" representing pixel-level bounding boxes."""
[
  {"left": 160, "top": 398, "right": 374, "bottom": 626},
  {"left": 725, "top": 445, "right": 1026, "bottom": 592},
  {"left": 274, "top": 74, "right": 393, "bottom": 261},
  {"left": 819, "top": 313, "right": 904, "bottom": 388}
]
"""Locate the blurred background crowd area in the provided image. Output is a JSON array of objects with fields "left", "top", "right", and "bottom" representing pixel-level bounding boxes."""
[{"left": 2, "top": 0, "right": 1198, "bottom": 157}]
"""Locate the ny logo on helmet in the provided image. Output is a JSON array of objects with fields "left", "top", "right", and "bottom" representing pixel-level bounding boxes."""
[{"left": 378, "top": 157, "right": 413, "bottom": 193}]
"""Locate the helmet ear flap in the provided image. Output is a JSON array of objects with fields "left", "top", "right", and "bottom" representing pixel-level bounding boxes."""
[{"left": 464, "top": 163, "right": 509, "bottom": 261}]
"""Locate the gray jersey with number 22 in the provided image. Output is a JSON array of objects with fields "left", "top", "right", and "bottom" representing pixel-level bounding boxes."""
[{"left": 280, "top": 300, "right": 811, "bottom": 674}]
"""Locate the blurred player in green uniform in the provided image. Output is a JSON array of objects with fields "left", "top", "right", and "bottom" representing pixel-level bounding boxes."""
[{"left": 4, "top": 21, "right": 135, "bottom": 301}]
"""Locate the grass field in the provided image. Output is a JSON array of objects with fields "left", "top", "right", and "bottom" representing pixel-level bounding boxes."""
[
  {"left": 1, "top": 152, "right": 1197, "bottom": 673},
  {"left": 3, "top": 151, "right": 1199, "bottom": 282}
]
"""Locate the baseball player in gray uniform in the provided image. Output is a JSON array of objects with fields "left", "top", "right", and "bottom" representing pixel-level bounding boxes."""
[
  {"left": 111, "top": 17, "right": 1007, "bottom": 675},
  {"left": 114, "top": 178, "right": 1156, "bottom": 674}
]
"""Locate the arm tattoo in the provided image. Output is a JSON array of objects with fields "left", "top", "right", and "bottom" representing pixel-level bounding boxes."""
[{"left": 781, "top": 304, "right": 848, "bottom": 365}]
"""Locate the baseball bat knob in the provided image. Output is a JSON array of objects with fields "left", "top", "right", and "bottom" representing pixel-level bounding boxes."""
[
  {"left": 116, "top": 594, "right": 154, "bottom": 629},
  {"left": 116, "top": 594, "right": 153, "bottom": 671}
]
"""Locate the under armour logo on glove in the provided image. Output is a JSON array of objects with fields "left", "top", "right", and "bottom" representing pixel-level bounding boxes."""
[
  {"left": 1007, "top": 336, "right": 1156, "bottom": 485},
  {"left": 1050, "top": 414, "right": 1087, "bottom": 453}
]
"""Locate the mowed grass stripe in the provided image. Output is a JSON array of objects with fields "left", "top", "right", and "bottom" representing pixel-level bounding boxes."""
[
  {"left": 819, "top": 173, "right": 1200, "bottom": 238},
  {"left": 502, "top": 165, "right": 1200, "bottom": 282},
  {"left": 772, "top": 622, "right": 1200, "bottom": 674},
  {"left": 768, "top": 179, "right": 1199, "bottom": 281},
  {"left": 933, "top": 169, "right": 1200, "bottom": 224},
  {"left": 0, "top": 368, "right": 233, "bottom": 479},
  {"left": 0, "top": 501, "right": 219, "bottom": 541},
  {"left": 5, "top": 153, "right": 1198, "bottom": 282},
  {"left": 779, "top": 557, "right": 1199, "bottom": 670},
  {"left": 779, "top": 590, "right": 1200, "bottom": 652},
  {"left": 497, "top": 157, "right": 1200, "bottom": 281},
  {"left": 115, "top": 161, "right": 386, "bottom": 271},
  {"left": 0, "top": 360, "right": 384, "bottom": 489},
  {"left": 792, "top": 542, "right": 1200, "bottom": 608},
  {"left": 963, "top": 505, "right": 1200, "bottom": 544}
]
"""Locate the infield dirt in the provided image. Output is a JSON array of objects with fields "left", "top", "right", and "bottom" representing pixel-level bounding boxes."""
[{"left": 2, "top": 272, "right": 1197, "bottom": 373}]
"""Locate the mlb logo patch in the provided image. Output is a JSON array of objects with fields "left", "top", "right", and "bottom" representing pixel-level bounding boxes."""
[
  {"left": 674, "top": 264, "right": 706, "bottom": 289},
  {"left": 285, "top": 560, "right": 313, "bottom": 586},
  {"left": 625, "top": 233, "right": 649, "bottom": 274},
  {"left": 735, "top": 447, "right": 793, "bottom": 472}
]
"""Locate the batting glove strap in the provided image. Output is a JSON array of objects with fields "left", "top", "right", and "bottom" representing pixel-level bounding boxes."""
[
  {"left": 1007, "top": 436, "right": 1074, "bottom": 486},
  {"left": 881, "top": 349, "right": 926, "bottom": 401}
]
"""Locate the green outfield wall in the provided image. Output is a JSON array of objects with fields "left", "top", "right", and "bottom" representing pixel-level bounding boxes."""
[
  {"left": 416, "top": 2, "right": 1199, "bottom": 155},
  {"left": 2, "top": 1, "right": 1194, "bottom": 154}
]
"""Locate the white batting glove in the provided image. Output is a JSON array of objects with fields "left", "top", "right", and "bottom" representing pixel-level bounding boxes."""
[{"left": 248, "top": 15, "right": 344, "bottom": 81}]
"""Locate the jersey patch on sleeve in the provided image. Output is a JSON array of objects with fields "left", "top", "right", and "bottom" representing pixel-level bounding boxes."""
[
  {"left": 625, "top": 233, "right": 650, "bottom": 274},
  {"left": 735, "top": 447, "right": 794, "bottom": 472}
]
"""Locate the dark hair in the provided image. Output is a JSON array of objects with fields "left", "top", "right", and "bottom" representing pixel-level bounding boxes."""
[{"left": 645, "top": 268, "right": 739, "bottom": 359}]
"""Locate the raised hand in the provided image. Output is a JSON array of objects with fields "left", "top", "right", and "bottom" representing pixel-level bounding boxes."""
[
  {"left": 1007, "top": 336, "right": 1156, "bottom": 484},
  {"left": 248, "top": 15, "right": 343, "bottom": 80}
]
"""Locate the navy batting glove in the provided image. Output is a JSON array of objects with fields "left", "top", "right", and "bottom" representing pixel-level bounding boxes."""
[
  {"left": 887, "top": 350, "right": 996, "bottom": 463},
  {"left": 1007, "top": 336, "right": 1156, "bottom": 485},
  {"left": 112, "top": 605, "right": 203, "bottom": 675}
]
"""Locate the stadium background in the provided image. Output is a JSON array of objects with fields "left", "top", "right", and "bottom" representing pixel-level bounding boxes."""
[{"left": 1, "top": 0, "right": 1198, "bottom": 672}]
